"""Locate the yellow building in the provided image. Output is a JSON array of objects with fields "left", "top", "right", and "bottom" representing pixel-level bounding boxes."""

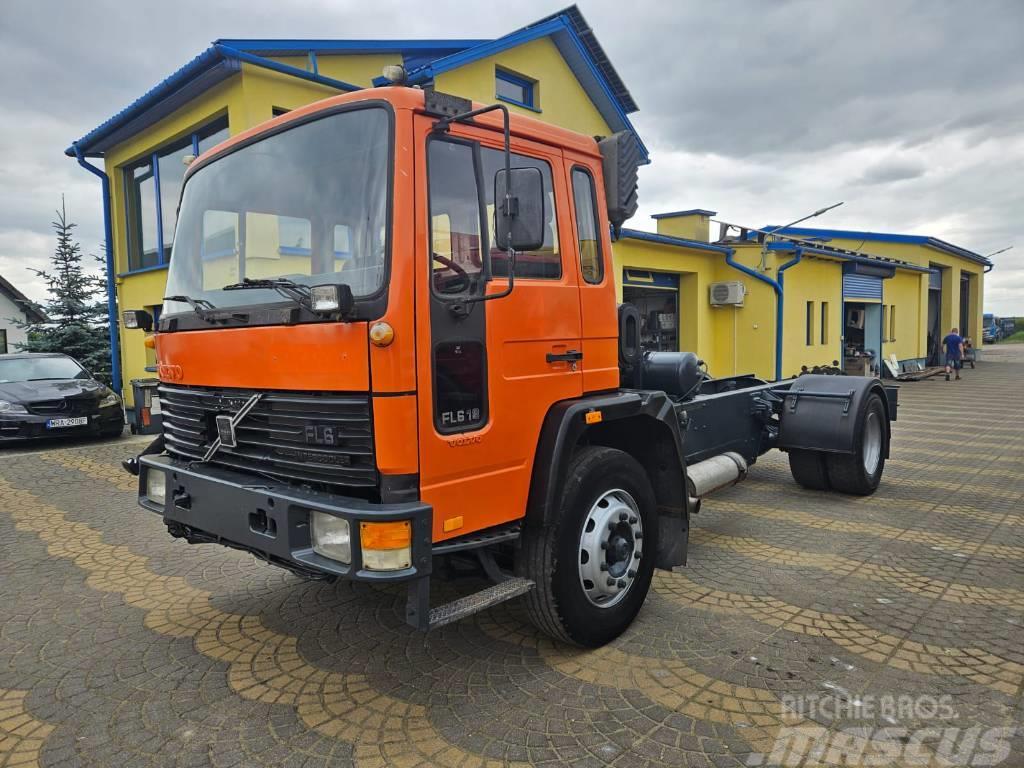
[
  {"left": 66, "top": 7, "right": 644, "bottom": 413},
  {"left": 66, "top": 6, "right": 990, "bottom": 415}
]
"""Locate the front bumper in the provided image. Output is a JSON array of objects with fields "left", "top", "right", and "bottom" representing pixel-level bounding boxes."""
[
  {"left": 138, "top": 455, "right": 432, "bottom": 582},
  {"left": 0, "top": 406, "right": 123, "bottom": 442}
]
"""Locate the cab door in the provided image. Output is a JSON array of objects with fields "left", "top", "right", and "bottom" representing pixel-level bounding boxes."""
[
  {"left": 564, "top": 152, "right": 620, "bottom": 393},
  {"left": 413, "top": 115, "right": 583, "bottom": 541}
]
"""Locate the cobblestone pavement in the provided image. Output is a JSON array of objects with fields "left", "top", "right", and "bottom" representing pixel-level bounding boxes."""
[{"left": 2, "top": 347, "right": 1022, "bottom": 768}]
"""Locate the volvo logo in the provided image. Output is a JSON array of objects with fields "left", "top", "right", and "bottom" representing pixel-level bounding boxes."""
[{"left": 157, "top": 363, "right": 183, "bottom": 381}]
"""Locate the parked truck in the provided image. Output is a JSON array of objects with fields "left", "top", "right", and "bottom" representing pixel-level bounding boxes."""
[{"left": 123, "top": 85, "right": 897, "bottom": 647}]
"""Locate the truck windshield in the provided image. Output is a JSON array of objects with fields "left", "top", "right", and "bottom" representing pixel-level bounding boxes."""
[{"left": 163, "top": 107, "right": 390, "bottom": 317}]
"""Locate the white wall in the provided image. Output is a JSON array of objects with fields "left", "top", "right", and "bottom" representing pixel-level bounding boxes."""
[{"left": 0, "top": 291, "right": 30, "bottom": 353}]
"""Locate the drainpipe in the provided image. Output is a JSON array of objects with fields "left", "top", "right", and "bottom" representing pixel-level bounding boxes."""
[
  {"left": 774, "top": 250, "right": 803, "bottom": 380},
  {"left": 723, "top": 248, "right": 787, "bottom": 380},
  {"left": 72, "top": 144, "right": 121, "bottom": 394}
]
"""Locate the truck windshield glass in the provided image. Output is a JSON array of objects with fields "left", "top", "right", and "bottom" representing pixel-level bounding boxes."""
[{"left": 163, "top": 107, "right": 390, "bottom": 316}]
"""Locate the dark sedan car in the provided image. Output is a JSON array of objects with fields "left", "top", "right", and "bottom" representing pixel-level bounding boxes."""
[{"left": 0, "top": 353, "right": 124, "bottom": 442}]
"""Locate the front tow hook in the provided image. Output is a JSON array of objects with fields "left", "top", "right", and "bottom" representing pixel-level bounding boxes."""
[
  {"left": 173, "top": 491, "right": 192, "bottom": 511},
  {"left": 122, "top": 457, "right": 140, "bottom": 476}
]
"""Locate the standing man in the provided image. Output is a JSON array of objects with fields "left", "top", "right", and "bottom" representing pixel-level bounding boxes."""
[{"left": 943, "top": 327, "right": 965, "bottom": 381}]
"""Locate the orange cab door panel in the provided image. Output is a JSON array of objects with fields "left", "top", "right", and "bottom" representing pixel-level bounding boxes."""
[
  {"left": 413, "top": 116, "right": 583, "bottom": 541},
  {"left": 564, "top": 151, "right": 620, "bottom": 394}
]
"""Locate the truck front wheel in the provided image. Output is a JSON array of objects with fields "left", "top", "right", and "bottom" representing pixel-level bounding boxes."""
[{"left": 518, "top": 446, "right": 658, "bottom": 647}]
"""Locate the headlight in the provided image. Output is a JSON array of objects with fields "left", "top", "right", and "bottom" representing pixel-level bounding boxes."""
[
  {"left": 311, "top": 512, "right": 351, "bottom": 564},
  {"left": 0, "top": 400, "right": 28, "bottom": 414},
  {"left": 100, "top": 392, "right": 121, "bottom": 407},
  {"left": 360, "top": 520, "right": 412, "bottom": 571},
  {"left": 145, "top": 469, "right": 167, "bottom": 504}
]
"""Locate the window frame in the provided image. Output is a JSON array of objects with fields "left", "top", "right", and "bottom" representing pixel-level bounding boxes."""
[
  {"left": 820, "top": 301, "right": 829, "bottom": 345},
  {"left": 806, "top": 300, "right": 815, "bottom": 346},
  {"left": 121, "top": 115, "right": 229, "bottom": 274},
  {"left": 571, "top": 165, "right": 604, "bottom": 285},
  {"left": 495, "top": 68, "right": 538, "bottom": 111}
]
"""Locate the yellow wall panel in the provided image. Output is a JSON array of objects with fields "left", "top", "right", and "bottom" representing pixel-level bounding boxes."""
[{"left": 435, "top": 37, "right": 612, "bottom": 138}]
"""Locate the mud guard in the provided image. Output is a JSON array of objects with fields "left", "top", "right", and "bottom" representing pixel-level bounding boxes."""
[
  {"left": 527, "top": 390, "right": 691, "bottom": 569},
  {"left": 776, "top": 375, "right": 896, "bottom": 457}
]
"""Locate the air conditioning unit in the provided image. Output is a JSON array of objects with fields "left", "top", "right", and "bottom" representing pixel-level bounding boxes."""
[{"left": 709, "top": 281, "right": 745, "bottom": 306}]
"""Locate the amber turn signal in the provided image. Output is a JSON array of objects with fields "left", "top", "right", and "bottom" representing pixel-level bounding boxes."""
[
  {"left": 369, "top": 321, "right": 395, "bottom": 347},
  {"left": 143, "top": 335, "right": 156, "bottom": 349},
  {"left": 360, "top": 520, "right": 411, "bottom": 550}
]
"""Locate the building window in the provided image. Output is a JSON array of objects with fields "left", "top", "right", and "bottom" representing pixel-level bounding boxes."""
[
  {"left": 123, "top": 116, "right": 229, "bottom": 272},
  {"left": 881, "top": 305, "right": 889, "bottom": 342},
  {"left": 889, "top": 304, "right": 896, "bottom": 341},
  {"left": 806, "top": 301, "right": 815, "bottom": 346},
  {"left": 821, "top": 301, "right": 829, "bottom": 345},
  {"left": 495, "top": 68, "right": 537, "bottom": 110},
  {"left": 0, "top": 329, "right": 7, "bottom": 354},
  {"left": 571, "top": 167, "right": 603, "bottom": 284}
]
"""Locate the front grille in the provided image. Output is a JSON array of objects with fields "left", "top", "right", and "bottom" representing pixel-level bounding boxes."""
[
  {"left": 29, "top": 398, "right": 96, "bottom": 416},
  {"left": 158, "top": 385, "right": 377, "bottom": 489}
]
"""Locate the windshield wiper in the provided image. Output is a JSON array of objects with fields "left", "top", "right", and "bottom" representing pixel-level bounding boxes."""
[
  {"left": 165, "top": 294, "right": 218, "bottom": 321},
  {"left": 221, "top": 278, "right": 313, "bottom": 311}
]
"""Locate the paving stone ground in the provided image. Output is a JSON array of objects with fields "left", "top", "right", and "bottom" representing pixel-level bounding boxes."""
[{"left": 1, "top": 346, "right": 1022, "bottom": 767}]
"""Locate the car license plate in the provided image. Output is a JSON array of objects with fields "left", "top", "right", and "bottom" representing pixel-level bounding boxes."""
[{"left": 46, "top": 417, "right": 89, "bottom": 429}]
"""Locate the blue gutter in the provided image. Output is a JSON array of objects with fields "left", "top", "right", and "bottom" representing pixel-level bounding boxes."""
[
  {"left": 72, "top": 145, "right": 121, "bottom": 393},
  {"left": 211, "top": 44, "right": 360, "bottom": 92}
]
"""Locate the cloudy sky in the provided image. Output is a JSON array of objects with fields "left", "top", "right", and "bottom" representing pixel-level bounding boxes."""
[{"left": 1, "top": 0, "right": 1021, "bottom": 313}]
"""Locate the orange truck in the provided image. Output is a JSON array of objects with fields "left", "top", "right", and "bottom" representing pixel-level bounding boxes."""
[{"left": 123, "top": 85, "right": 897, "bottom": 646}]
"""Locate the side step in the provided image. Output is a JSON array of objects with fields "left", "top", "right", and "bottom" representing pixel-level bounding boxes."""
[{"left": 427, "top": 577, "right": 535, "bottom": 629}]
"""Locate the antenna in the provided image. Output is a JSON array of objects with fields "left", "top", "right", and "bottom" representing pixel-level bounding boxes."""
[
  {"left": 986, "top": 246, "right": 1013, "bottom": 258},
  {"left": 712, "top": 202, "right": 843, "bottom": 271}
]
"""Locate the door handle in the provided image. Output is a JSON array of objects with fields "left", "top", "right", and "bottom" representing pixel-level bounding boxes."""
[{"left": 546, "top": 350, "right": 584, "bottom": 363}]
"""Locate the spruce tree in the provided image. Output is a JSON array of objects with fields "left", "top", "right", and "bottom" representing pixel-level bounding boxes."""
[{"left": 14, "top": 198, "right": 112, "bottom": 382}]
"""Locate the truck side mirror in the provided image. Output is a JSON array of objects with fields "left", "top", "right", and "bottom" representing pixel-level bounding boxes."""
[
  {"left": 494, "top": 167, "right": 545, "bottom": 253},
  {"left": 122, "top": 309, "right": 154, "bottom": 332},
  {"left": 598, "top": 131, "right": 641, "bottom": 237}
]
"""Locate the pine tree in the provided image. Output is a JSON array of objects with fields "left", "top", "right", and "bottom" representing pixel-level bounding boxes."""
[{"left": 14, "top": 197, "right": 112, "bottom": 382}]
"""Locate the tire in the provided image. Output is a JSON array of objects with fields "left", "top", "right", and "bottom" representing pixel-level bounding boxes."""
[
  {"left": 517, "top": 446, "right": 658, "bottom": 647},
  {"left": 788, "top": 449, "right": 830, "bottom": 490},
  {"left": 824, "top": 392, "right": 888, "bottom": 495}
]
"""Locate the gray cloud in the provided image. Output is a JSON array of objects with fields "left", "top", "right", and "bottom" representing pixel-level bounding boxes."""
[
  {"left": 854, "top": 159, "right": 927, "bottom": 185},
  {"left": 0, "top": 0, "right": 1021, "bottom": 313}
]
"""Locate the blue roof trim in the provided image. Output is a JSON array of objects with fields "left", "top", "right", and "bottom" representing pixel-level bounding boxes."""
[
  {"left": 762, "top": 240, "right": 933, "bottom": 274},
  {"left": 765, "top": 226, "right": 991, "bottom": 266},
  {"left": 403, "top": 15, "right": 649, "bottom": 162},
  {"left": 651, "top": 209, "right": 717, "bottom": 219},
  {"left": 215, "top": 38, "right": 487, "bottom": 54},
  {"left": 619, "top": 228, "right": 733, "bottom": 254},
  {"left": 66, "top": 46, "right": 362, "bottom": 157}
]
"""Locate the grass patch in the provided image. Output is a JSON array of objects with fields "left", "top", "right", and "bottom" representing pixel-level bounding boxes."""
[{"left": 1000, "top": 330, "right": 1024, "bottom": 344}]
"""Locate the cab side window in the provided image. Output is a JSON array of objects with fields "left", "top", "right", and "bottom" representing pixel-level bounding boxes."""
[
  {"left": 481, "top": 147, "right": 560, "bottom": 279},
  {"left": 427, "top": 139, "right": 485, "bottom": 296},
  {"left": 571, "top": 168, "right": 603, "bottom": 284}
]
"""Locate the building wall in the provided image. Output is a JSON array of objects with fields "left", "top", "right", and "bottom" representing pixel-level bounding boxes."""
[
  {"left": 882, "top": 270, "right": 926, "bottom": 361},
  {"left": 777, "top": 256, "right": 845, "bottom": 376},
  {"left": 804, "top": 237, "right": 984, "bottom": 347},
  {"left": 0, "top": 292, "right": 30, "bottom": 352},
  {"left": 434, "top": 37, "right": 613, "bottom": 138}
]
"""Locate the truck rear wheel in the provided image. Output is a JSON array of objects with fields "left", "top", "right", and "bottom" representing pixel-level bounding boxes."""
[
  {"left": 788, "top": 450, "right": 830, "bottom": 490},
  {"left": 824, "top": 392, "right": 888, "bottom": 495},
  {"left": 518, "top": 446, "right": 657, "bottom": 647}
]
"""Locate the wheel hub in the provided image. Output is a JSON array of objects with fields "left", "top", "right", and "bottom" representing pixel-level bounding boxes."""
[{"left": 578, "top": 489, "right": 643, "bottom": 608}]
